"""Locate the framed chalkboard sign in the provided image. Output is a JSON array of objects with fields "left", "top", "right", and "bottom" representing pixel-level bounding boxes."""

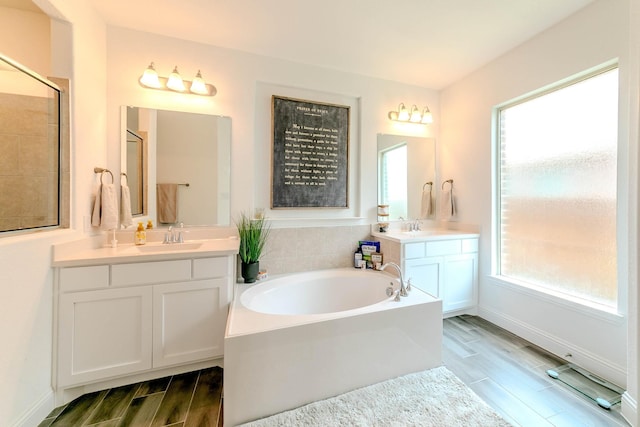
[{"left": 271, "top": 96, "right": 350, "bottom": 209}]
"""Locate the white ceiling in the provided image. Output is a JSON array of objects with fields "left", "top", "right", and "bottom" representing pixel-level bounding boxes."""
[{"left": 61, "top": 0, "right": 596, "bottom": 89}]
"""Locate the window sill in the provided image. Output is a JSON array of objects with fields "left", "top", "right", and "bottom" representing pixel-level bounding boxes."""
[{"left": 487, "top": 275, "right": 625, "bottom": 324}]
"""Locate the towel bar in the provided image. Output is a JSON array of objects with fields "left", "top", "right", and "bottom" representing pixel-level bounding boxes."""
[
  {"left": 94, "top": 167, "right": 114, "bottom": 184},
  {"left": 442, "top": 179, "right": 453, "bottom": 190}
]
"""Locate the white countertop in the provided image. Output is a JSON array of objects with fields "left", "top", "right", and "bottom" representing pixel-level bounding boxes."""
[
  {"left": 52, "top": 228, "right": 240, "bottom": 267},
  {"left": 371, "top": 229, "right": 479, "bottom": 243}
]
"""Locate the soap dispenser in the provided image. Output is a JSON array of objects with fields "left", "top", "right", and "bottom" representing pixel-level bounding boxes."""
[{"left": 134, "top": 222, "right": 146, "bottom": 245}]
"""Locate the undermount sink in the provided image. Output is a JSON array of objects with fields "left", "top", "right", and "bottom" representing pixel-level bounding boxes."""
[{"left": 133, "top": 242, "right": 203, "bottom": 252}]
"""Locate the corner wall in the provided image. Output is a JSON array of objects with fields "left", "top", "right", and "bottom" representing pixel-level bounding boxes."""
[{"left": 440, "top": 0, "right": 636, "bottom": 421}]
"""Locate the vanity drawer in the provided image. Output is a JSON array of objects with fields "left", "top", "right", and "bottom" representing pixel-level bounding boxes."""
[
  {"left": 193, "top": 257, "right": 230, "bottom": 279},
  {"left": 404, "top": 242, "right": 425, "bottom": 259},
  {"left": 60, "top": 265, "right": 109, "bottom": 292},
  {"left": 462, "top": 238, "right": 479, "bottom": 253},
  {"left": 111, "top": 260, "right": 191, "bottom": 287},
  {"left": 425, "top": 240, "right": 461, "bottom": 256}
]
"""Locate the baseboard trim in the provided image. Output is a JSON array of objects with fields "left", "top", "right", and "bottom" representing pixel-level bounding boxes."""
[
  {"left": 478, "top": 306, "right": 627, "bottom": 387},
  {"left": 622, "top": 392, "right": 638, "bottom": 427},
  {"left": 10, "top": 389, "right": 54, "bottom": 427}
]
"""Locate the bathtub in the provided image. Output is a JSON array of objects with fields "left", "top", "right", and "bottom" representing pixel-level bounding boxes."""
[{"left": 224, "top": 268, "right": 442, "bottom": 426}]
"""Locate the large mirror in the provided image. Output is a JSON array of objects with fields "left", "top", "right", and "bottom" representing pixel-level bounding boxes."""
[
  {"left": 377, "top": 134, "right": 436, "bottom": 220},
  {"left": 121, "top": 106, "right": 231, "bottom": 227}
]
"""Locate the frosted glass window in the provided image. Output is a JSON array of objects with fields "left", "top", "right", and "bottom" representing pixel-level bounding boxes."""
[
  {"left": 379, "top": 144, "right": 407, "bottom": 219},
  {"left": 497, "top": 67, "right": 618, "bottom": 308}
]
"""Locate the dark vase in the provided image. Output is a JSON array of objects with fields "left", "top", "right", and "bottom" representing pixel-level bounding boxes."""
[{"left": 241, "top": 261, "right": 259, "bottom": 283}]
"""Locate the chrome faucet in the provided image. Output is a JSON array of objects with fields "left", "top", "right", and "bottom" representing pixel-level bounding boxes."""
[
  {"left": 399, "top": 217, "right": 421, "bottom": 232},
  {"left": 163, "top": 226, "right": 184, "bottom": 244},
  {"left": 380, "top": 262, "right": 408, "bottom": 299}
]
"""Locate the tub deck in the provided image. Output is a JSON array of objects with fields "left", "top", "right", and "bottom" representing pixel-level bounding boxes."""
[{"left": 224, "top": 270, "right": 442, "bottom": 426}]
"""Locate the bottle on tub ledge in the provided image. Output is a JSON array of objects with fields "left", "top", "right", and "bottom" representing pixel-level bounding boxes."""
[{"left": 354, "top": 246, "right": 363, "bottom": 268}]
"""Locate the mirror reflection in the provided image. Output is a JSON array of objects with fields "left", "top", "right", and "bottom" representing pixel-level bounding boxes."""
[
  {"left": 122, "top": 106, "right": 231, "bottom": 227},
  {"left": 377, "top": 134, "right": 436, "bottom": 220}
]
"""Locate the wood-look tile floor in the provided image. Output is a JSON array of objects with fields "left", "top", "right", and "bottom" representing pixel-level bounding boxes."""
[
  {"left": 443, "top": 315, "right": 630, "bottom": 427},
  {"left": 38, "top": 367, "right": 223, "bottom": 427},
  {"left": 39, "top": 316, "right": 629, "bottom": 426}
]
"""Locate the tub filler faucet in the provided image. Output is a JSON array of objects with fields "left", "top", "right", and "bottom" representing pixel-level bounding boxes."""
[{"left": 380, "top": 262, "right": 408, "bottom": 299}]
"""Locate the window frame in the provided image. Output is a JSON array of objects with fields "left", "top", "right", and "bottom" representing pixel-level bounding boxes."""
[{"left": 492, "top": 62, "right": 620, "bottom": 313}]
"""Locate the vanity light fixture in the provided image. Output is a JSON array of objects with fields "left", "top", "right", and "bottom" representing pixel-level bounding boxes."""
[
  {"left": 138, "top": 62, "right": 217, "bottom": 96},
  {"left": 388, "top": 103, "right": 433, "bottom": 124}
]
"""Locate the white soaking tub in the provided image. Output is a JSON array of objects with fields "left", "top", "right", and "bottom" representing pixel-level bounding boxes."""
[{"left": 224, "top": 268, "right": 443, "bottom": 426}]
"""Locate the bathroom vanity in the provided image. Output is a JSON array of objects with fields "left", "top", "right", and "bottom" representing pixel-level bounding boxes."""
[
  {"left": 51, "top": 229, "right": 238, "bottom": 404},
  {"left": 373, "top": 229, "right": 479, "bottom": 317}
]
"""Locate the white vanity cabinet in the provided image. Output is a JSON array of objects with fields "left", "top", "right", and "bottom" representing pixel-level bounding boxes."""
[
  {"left": 55, "top": 255, "right": 233, "bottom": 391},
  {"left": 377, "top": 232, "right": 479, "bottom": 317}
]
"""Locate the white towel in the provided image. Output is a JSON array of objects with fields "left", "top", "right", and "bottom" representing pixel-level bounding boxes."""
[
  {"left": 440, "top": 188, "right": 457, "bottom": 220},
  {"left": 421, "top": 188, "right": 433, "bottom": 218},
  {"left": 99, "top": 183, "right": 119, "bottom": 230},
  {"left": 91, "top": 183, "right": 102, "bottom": 227},
  {"left": 120, "top": 184, "right": 133, "bottom": 228}
]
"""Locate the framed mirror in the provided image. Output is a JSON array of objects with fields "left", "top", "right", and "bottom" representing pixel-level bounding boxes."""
[
  {"left": 121, "top": 106, "right": 232, "bottom": 227},
  {"left": 377, "top": 134, "right": 436, "bottom": 220}
]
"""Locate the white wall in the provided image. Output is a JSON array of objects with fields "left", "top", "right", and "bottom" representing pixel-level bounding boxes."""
[
  {"left": 2, "top": 0, "right": 637, "bottom": 425},
  {"left": 105, "top": 27, "right": 439, "bottom": 226},
  {"left": 440, "top": 0, "right": 636, "bottom": 419},
  {"left": 0, "top": 1, "right": 108, "bottom": 425}
]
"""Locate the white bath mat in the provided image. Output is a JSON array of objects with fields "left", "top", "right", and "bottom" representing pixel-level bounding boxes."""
[{"left": 239, "top": 366, "right": 511, "bottom": 426}]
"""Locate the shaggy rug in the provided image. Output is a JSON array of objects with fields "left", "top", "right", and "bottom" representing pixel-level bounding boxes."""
[{"left": 240, "top": 366, "right": 511, "bottom": 426}]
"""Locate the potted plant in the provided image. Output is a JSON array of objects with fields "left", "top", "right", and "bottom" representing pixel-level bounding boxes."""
[{"left": 235, "top": 211, "right": 270, "bottom": 283}]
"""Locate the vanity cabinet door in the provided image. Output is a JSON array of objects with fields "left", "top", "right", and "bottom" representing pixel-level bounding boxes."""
[
  {"left": 442, "top": 253, "right": 478, "bottom": 313},
  {"left": 152, "top": 278, "right": 228, "bottom": 368},
  {"left": 404, "top": 256, "right": 442, "bottom": 298},
  {"left": 57, "top": 286, "right": 152, "bottom": 387}
]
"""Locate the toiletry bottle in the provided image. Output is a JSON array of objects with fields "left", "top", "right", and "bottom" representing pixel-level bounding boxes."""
[
  {"left": 135, "top": 222, "right": 146, "bottom": 245},
  {"left": 146, "top": 220, "right": 153, "bottom": 229},
  {"left": 354, "top": 247, "right": 363, "bottom": 268}
]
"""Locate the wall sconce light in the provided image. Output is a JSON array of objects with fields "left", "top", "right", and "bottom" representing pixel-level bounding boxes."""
[
  {"left": 139, "top": 62, "right": 217, "bottom": 96},
  {"left": 388, "top": 103, "right": 433, "bottom": 124}
]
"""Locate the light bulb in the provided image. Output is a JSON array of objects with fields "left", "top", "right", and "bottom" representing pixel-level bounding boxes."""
[
  {"left": 166, "top": 66, "right": 186, "bottom": 92},
  {"left": 139, "top": 62, "right": 162, "bottom": 89},
  {"left": 190, "top": 70, "right": 208, "bottom": 95},
  {"left": 397, "top": 103, "right": 409, "bottom": 121},
  {"left": 421, "top": 107, "right": 433, "bottom": 124},
  {"left": 410, "top": 105, "right": 422, "bottom": 122}
]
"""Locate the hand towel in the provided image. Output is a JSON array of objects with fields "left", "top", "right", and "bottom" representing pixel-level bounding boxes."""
[
  {"left": 120, "top": 184, "right": 134, "bottom": 228},
  {"left": 440, "top": 188, "right": 457, "bottom": 221},
  {"left": 91, "top": 183, "right": 102, "bottom": 227},
  {"left": 421, "top": 187, "right": 433, "bottom": 218},
  {"left": 157, "top": 183, "right": 178, "bottom": 224},
  {"left": 99, "top": 183, "right": 119, "bottom": 230}
]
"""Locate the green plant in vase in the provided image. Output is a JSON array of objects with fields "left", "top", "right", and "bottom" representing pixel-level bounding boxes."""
[{"left": 236, "top": 211, "right": 270, "bottom": 283}]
